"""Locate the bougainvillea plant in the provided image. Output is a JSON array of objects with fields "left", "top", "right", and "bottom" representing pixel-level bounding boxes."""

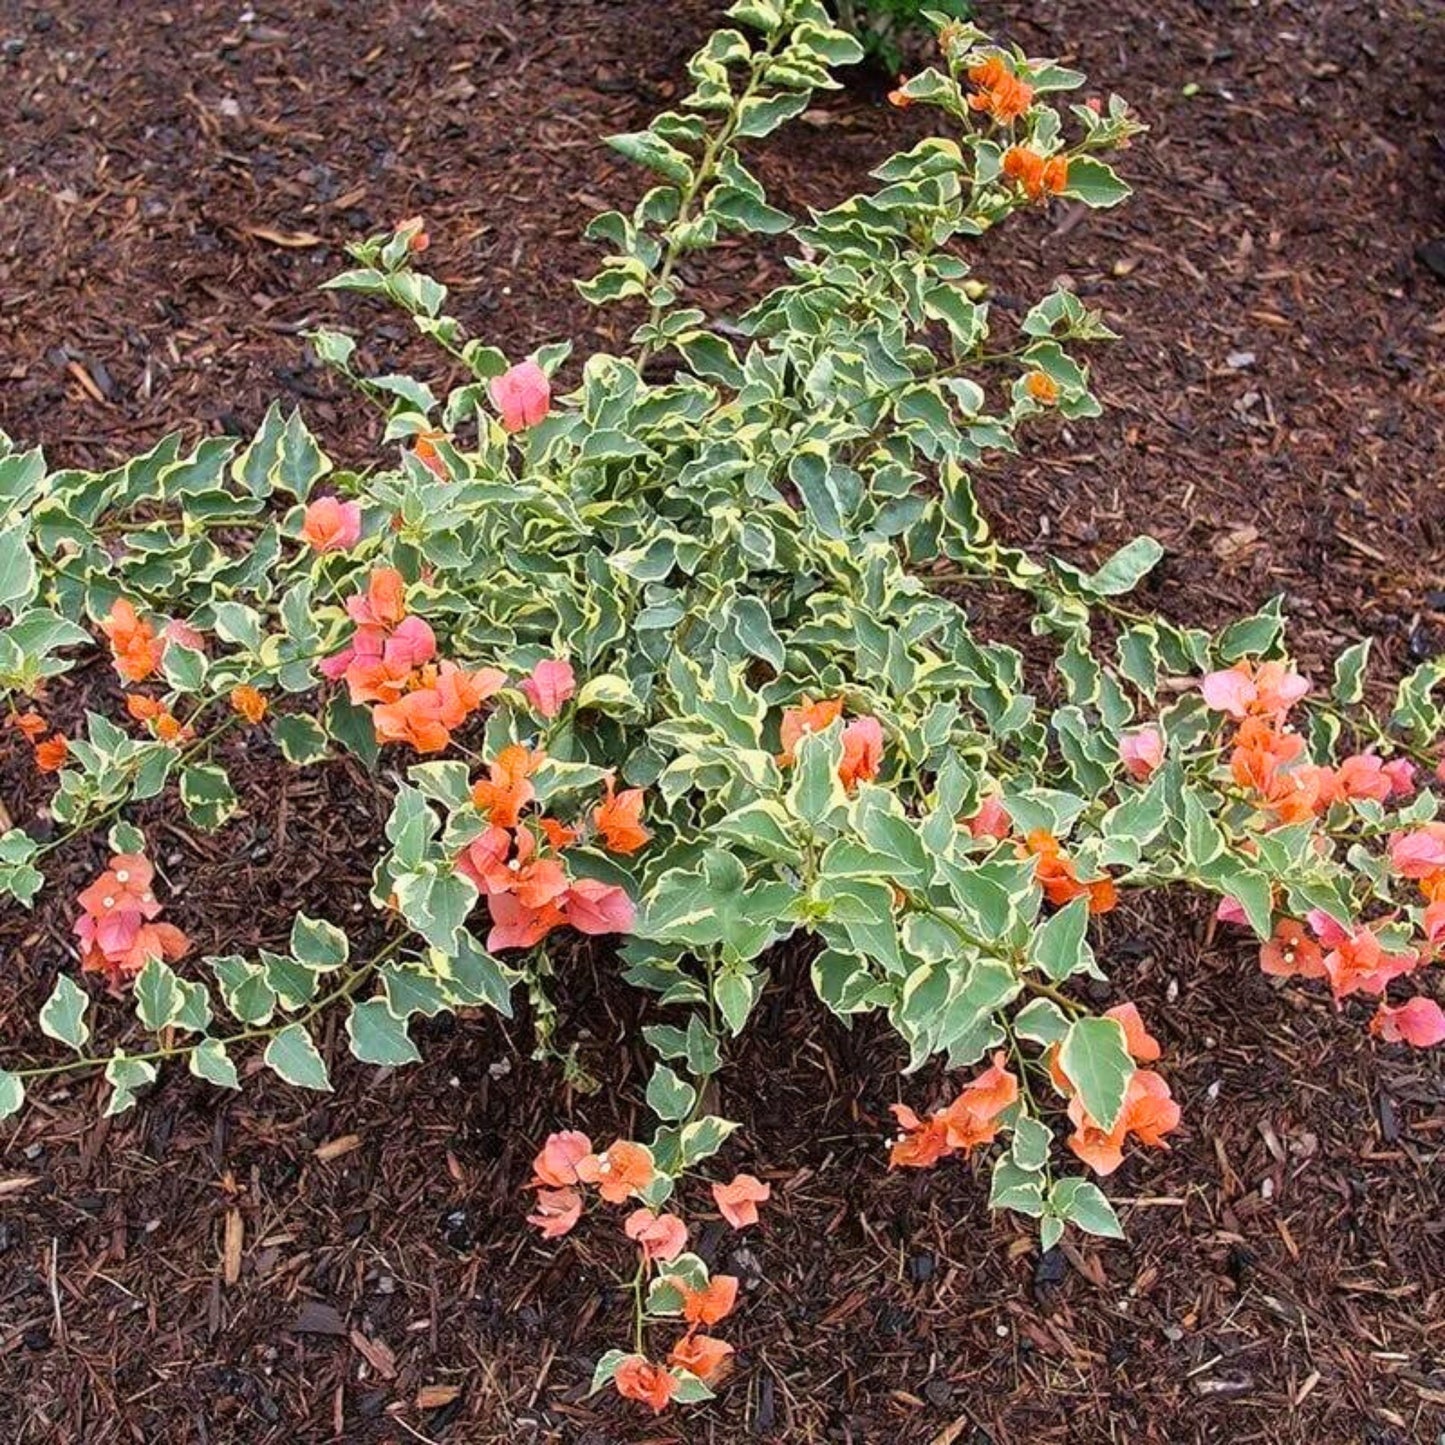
[{"left": 2, "top": 1, "right": 1442, "bottom": 1411}]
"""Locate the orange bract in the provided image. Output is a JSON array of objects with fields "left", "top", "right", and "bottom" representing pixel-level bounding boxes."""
[
  {"left": 1258, "top": 919, "right": 1325, "bottom": 980},
  {"left": 1001, "top": 146, "right": 1068, "bottom": 201},
  {"left": 1067, "top": 1069, "right": 1181, "bottom": 1176},
  {"left": 777, "top": 696, "right": 844, "bottom": 765},
  {"left": 1025, "top": 370, "right": 1060, "bottom": 404},
  {"left": 1025, "top": 830, "right": 1117, "bottom": 914},
  {"left": 675, "top": 1274, "right": 739, "bottom": 1327},
  {"left": 34, "top": 734, "right": 70, "bottom": 771},
  {"left": 526, "top": 1186, "right": 582, "bottom": 1240},
  {"left": 9, "top": 710, "right": 47, "bottom": 742},
  {"left": 613, "top": 1356, "right": 677, "bottom": 1414},
  {"left": 593, "top": 777, "right": 651, "bottom": 855},
  {"left": 711, "top": 1173, "right": 770, "bottom": 1230},
  {"left": 967, "top": 55, "right": 1034, "bottom": 121},
  {"left": 229, "top": 685, "right": 268, "bottom": 724},
  {"left": 669, "top": 1332, "right": 734, "bottom": 1384},
  {"left": 101, "top": 599, "right": 166, "bottom": 683},
  {"left": 471, "top": 744, "right": 544, "bottom": 827},
  {"left": 624, "top": 1208, "right": 688, "bottom": 1263},
  {"left": 574, "top": 1140, "right": 655, "bottom": 1204},
  {"left": 530, "top": 1129, "right": 592, "bottom": 1188}
]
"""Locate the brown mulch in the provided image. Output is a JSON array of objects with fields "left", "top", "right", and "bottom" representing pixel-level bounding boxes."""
[{"left": 2, "top": 1, "right": 1444, "bottom": 1443}]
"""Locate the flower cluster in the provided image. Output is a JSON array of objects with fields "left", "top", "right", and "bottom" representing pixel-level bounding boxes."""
[
  {"left": 890, "top": 1007, "right": 1180, "bottom": 1181},
  {"left": 73, "top": 853, "right": 189, "bottom": 993},
  {"left": 1002, "top": 145, "right": 1069, "bottom": 201},
  {"left": 889, "top": 1051, "right": 1018, "bottom": 1167},
  {"left": 320, "top": 568, "right": 505, "bottom": 752},
  {"left": 458, "top": 744, "right": 640, "bottom": 950},
  {"left": 1048, "top": 1004, "right": 1180, "bottom": 1175},
  {"left": 1198, "top": 665, "right": 1444, "bottom": 1046},
  {"left": 301, "top": 495, "right": 363, "bottom": 553},
  {"left": 777, "top": 698, "right": 884, "bottom": 790},
  {"left": 966, "top": 54, "right": 1034, "bottom": 122},
  {"left": 961, "top": 798, "right": 1120, "bottom": 913},
  {"left": 526, "top": 1129, "right": 768, "bottom": 1413},
  {"left": 124, "top": 692, "right": 195, "bottom": 744},
  {"left": 8, "top": 708, "right": 69, "bottom": 772}
]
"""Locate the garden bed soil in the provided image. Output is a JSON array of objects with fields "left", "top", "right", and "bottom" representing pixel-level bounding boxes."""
[{"left": 2, "top": 1, "right": 1444, "bottom": 1442}]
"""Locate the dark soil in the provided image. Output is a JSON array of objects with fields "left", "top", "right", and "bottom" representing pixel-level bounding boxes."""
[{"left": 2, "top": 1, "right": 1444, "bottom": 1443}]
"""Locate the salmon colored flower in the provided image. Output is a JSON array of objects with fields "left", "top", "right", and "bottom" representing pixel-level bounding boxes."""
[
  {"left": 513, "top": 856, "right": 570, "bottom": 912},
  {"left": 888, "top": 1103, "right": 953, "bottom": 1169},
  {"left": 163, "top": 618, "right": 206, "bottom": 652},
  {"left": 1320, "top": 924, "right": 1417, "bottom": 1001},
  {"left": 968, "top": 55, "right": 1034, "bottom": 122},
  {"left": 77, "top": 853, "right": 157, "bottom": 918},
  {"left": 1025, "top": 831, "right": 1117, "bottom": 914},
  {"left": 613, "top": 1356, "right": 677, "bottom": 1414},
  {"left": 77, "top": 915, "right": 190, "bottom": 990},
  {"left": 1389, "top": 825, "right": 1445, "bottom": 880},
  {"left": 887, "top": 79, "right": 914, "bottom": 109},
  {"left": 73, "top": 852, "right": 189, "bottom": 991},
  {"left": 531, "top": 1129, "right": 593, "bottom": 1188},
  {"left": 100, "top": 599, "right": 166, "bottom": 683},
  {"left": 1228, "top": 716, "right": 1305, "bottom": 796},
  {"left": 1118, "top": 726, "right": 1164, "bottom": 781},
  {"left": 372, "top": 663, "right": 506, "bottom": 753},
  {"left": 1333, "top": 753, "right": 1393, "bottom": 803},
  {"left": 965, "top": 793, "right": 1012, "bottom": 840},
  {"left": 938, "top": 1052, "right": 1018, "bottom": 1150},
  {"left": 624, "top": 1208, "right": 688, "bottom": 1263},
  {"left": 777, "top": 696, "right": 844, "bottom": 766},
  {"left": 371, "top": 689, "right": 452, "bottom": 752},
  {"left": 229, "top": 685, "right": 267, "bottom": 724},
  {"left": 300, "top": 495, "right": 363, "bottom": 553},
  {"left": 490, "top": 360, "right": 551, "bottom": 433},
  {"left": 1002, "top": 146, "right": 1067, "bottom": 200},
  {"left": 839, "top": 715, "right": 884, "bottom": 789},
  {"left": 575, "top": 1140, "right": 655, "bottom": 1204},
  {"left": 9, "top": 711, "right": 47, "bottom": 742},
  {"left": 538, "top": 817, "right": 580, "bottom": 851},
  {"left": 1382, "top": 758, "right": 1417, "bottom": 796},
  {"left": 563, "top": 878, "right": 636, "bottom": 937},
  {"left": 125, "top": 693, "right": 164, "bottom": 722},
  {"left": 1258, "top": 918, "right": 1325, "bottom": 979},
  {"left": 712, "top": 1173, "right": 770, "bottom": 1230},
  {"left": 1369, "top": 997, "right": 1445, "bottom": 1048},
  {"left": 668, "top": 1333, "right": 734, "bottom": 1384},
  {"left": 457, "top": 825, "right": 516, "bottom": 896},
  {"left": 34, "top": 734, "right": 70, "bottom": 771},
  {"left": 1216, "top": 895, "right": 1249, "bottom": 926},
  {"left": 1424, "top": 899, "right": 1445, "bottom": 950},
  {"left": 593, "top": 777, "right": 650, "bottom": 855},
  {"left": 674, "top": 1274, "right": 739, "bottom": 1328},
  {"left": 471, "top": 744, "right": 544, "bottom": 828},
  {"left": 527, "top": 1186, "right": 583, "bottom": 1239},
  {"left": 519, "top": 657, "right": 576, "bottom": 719},
  {"left": 1201, "top": 660, "right": 1309, "bottom": 721},
  {"left": 412, "top": 429, "right": 450, "bottom": 480},
  {"left": 1025, "top": 370, "right": 1060, "bottom": 404},
  {"left": 1106, "top": 1002, "right": 1162, "bottom": 1062},
  {"left": 485, "top": 890, "right": 566, "bottom": 951},
  {"left": 1067, "top": 1069, "right": 1180, "bottom": 1176},
  {"left": 153, "top": 711, "right": 193, "bottom": 744},
  {"left": 346, "top": 567, "right": 409, "bottom": 628}
]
